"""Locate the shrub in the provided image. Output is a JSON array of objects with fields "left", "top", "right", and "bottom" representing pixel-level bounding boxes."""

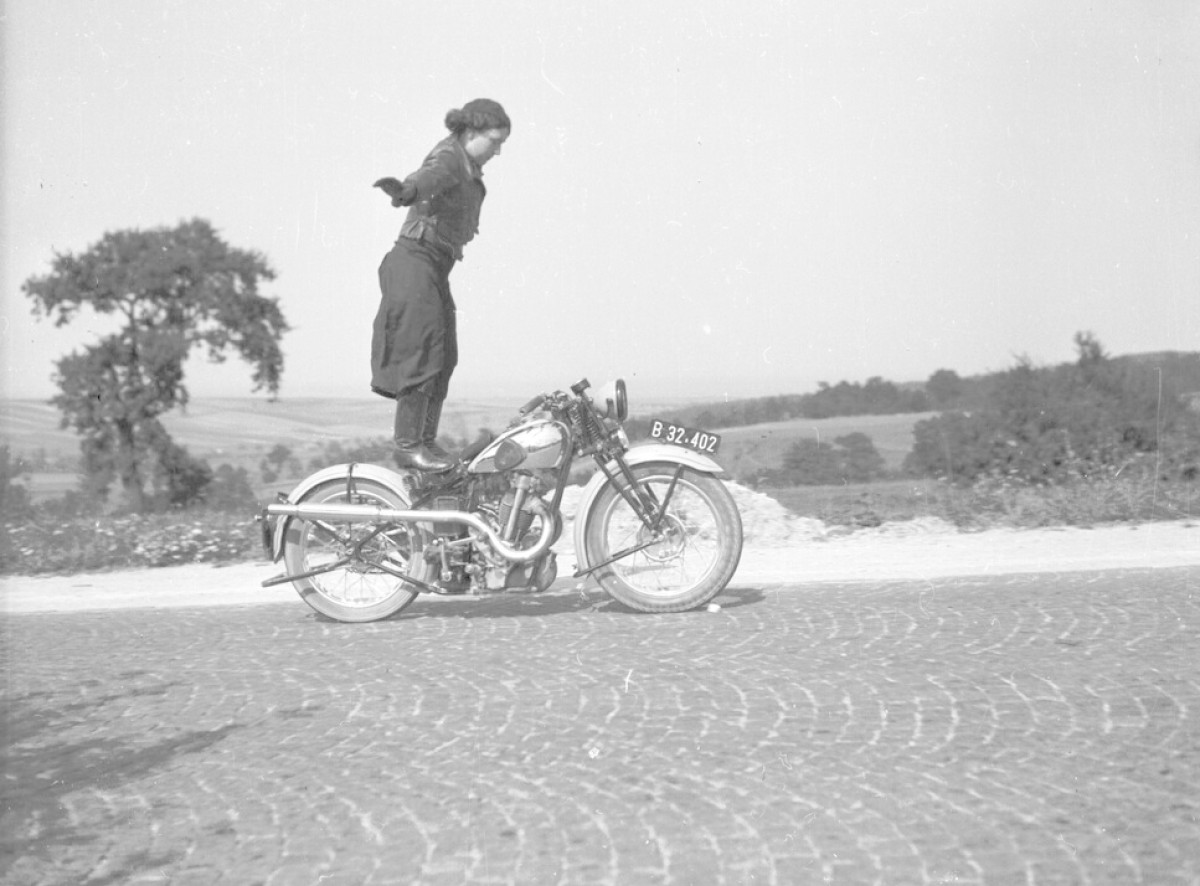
[
  {"left": 260, "top": 443, "right": 303, "bottom": 483},
  {"left": 906, "top": 335, "right": 1200, "bottom": 485},
  {"left": 309, "top": 437, "right": 403, "bottom": 471},
  {"left": 1, "top": 509, "right": 263, "bottom": 575},
  {"left": 755, "top": 433, "right": 888, "bottom": 486},
  {"left": 1, "top": 446, "right": 33, "bottom": 521},
  {"left": 941, "top": 462, "right": 1196, "bottom": 529},
  {"left": 0, "top": 464, "right": 265, "bottom": 574},
  {"left": 152, "top": 441, "right": 214, "bottom": 509},
  {"left": 205, "top": 463, "right": 259, "bottom": 510}
]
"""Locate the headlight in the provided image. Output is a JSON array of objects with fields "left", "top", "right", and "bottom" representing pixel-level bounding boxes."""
[{"left": 594, "top": 378, "right": 628, "bottom": 421}]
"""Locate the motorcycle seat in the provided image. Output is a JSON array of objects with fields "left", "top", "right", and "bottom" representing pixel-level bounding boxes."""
[{"left": 460, "top": 431, "right": 496, "bottom": 463}]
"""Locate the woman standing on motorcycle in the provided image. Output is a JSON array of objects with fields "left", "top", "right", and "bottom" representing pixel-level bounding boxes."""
[{"left": 370, "top": 98, "right": 511, "bottom": 471}]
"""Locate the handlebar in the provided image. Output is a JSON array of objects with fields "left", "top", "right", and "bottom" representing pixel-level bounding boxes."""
[{"left": 518, "top": 393, "right": 547, "bottom": 415}]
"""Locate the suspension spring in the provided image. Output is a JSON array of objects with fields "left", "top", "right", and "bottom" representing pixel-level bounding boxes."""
[
  {"left": 570, "top": 401, "right": 594, "bottom": 449},
  {"left": 572, "top": 400, "right": 605, "bottom": 452}
]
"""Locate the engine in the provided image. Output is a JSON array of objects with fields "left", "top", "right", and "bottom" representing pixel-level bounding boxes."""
[{"left": 414, "top": 470, "right": 559, "bottom": 595}]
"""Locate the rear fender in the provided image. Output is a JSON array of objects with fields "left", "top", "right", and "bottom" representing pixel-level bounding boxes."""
[
  {"left": 571, "top": 444, "right": 727, "bottom": 571},
  {"left": 266, "top": 462, "right": 412, "bottom": 561}
]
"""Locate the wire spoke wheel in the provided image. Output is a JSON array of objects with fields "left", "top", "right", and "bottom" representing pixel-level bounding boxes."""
[
  {"left": 585, "top": 462, "right": 743, "bottom": 613},
  {"left": 283, "top": 477, "right": 430, "bottom": 622}
]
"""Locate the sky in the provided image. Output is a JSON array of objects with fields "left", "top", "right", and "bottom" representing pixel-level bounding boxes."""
[{"left": 2, "top": 0, "right": 1198, "bottom": 406}]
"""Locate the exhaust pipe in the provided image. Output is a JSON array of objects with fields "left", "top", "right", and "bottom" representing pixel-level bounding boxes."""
[{"left": 265, "top": 498, "right": 556, "bottom": 563}]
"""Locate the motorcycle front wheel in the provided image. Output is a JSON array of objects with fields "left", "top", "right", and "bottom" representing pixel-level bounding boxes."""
[
  {"left": 282, "top": 477, "right": 430, "bottom": 623},
  {"left": 583, "top": 462, "right": 743, "bottom": 613}
]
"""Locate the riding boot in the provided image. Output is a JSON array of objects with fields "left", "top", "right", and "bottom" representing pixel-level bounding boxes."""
[
  {"left": 393, "top": 390, "right": 454, "bottom": 472},
  {"left": 422, "top": 394, "right": 453, "bottom": 459}
]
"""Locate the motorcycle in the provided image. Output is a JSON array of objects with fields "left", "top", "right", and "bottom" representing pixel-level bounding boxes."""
[{"left": 258, "top": 378, "right": 743, "bottom": 623}]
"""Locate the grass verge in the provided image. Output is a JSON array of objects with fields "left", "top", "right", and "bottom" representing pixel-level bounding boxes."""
[{"left": 766, "top": 476, "right": 1198, "bottom": 530}]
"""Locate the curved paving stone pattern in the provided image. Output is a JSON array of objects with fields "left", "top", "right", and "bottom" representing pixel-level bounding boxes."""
[{"left": 3, "top": 567, "right": 1198, "bottom": 884}]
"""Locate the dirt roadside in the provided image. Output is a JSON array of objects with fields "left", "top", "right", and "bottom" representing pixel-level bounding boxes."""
[{"left": 2, "top": 519, "right": 1196, "bottom": 614}]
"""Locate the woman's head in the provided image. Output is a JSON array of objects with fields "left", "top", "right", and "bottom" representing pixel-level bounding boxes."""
[
  {"left": 445, "top": 98, "right": 511, "bottom": 134},
  {"left": 446, "top": 99, "right": 510, "bottom": 166}
]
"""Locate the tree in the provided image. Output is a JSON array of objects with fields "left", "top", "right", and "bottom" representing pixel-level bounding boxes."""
[
  {"left": 925, "top": 368, "right": 964, "bottom": 408},
  {"left": 153, "top": 435, "right": 215, "bottom": 509},
  {"left": 260, "top": 443, "right": 302, "bottom": 484},
  {"left": 23, "top": 219, "right": 289, "bottom": 512},
  {"left": 781, "top": 438, "right": 842, "bottom": 484},
  {"left": 833, "top": 432, "right": 886, "bottom": 481},
  {"left": 0, "top": 445, "right": 32, "bottom": 520},
  {"left": 771, "top": 433, "right": 887, "bottom": 486},
  {"left": 1073, "top": 330, "right": 1107, "bottom": 366}
]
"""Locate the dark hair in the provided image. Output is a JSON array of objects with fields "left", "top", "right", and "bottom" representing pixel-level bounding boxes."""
[{"left": 445, "top": 98, "right": 511, "bottom": 134}]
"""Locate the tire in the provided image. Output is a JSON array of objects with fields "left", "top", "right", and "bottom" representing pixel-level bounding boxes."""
[
  {"left": 282, "top": 477, "right": 431, "bottom": 623},
  {"left": 583, "top": 462, "right": 743, "bottom": 613}
]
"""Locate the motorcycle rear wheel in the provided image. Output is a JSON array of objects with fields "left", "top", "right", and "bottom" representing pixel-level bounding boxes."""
[
  {"left": 584, "top": 462, "right": 743, "bottom": 613},
  {"left": 282, "top": 477, "right": 430, "bottom": 622}
]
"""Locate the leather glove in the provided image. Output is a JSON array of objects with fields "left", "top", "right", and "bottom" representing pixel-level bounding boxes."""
[{"left": 373, "top": 177, "right": 413, "bottom": 207}]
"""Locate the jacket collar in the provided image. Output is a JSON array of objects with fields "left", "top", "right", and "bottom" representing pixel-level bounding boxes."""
[{"left": 444, "top": 134, "right": 483, "bottom": 180}]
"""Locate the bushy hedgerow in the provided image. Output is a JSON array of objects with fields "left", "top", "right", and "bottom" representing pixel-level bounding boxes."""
[
  {"left": 0, "top": 454, "right": 266, "bottom": 575},
  {"left": 1, "top": 509, "right": 264, "bottom": 575},
  {"left": 959, "top": 469, "right": 1195, "bottom": 528},
  {"left": 905, "top": 335, "right": 1200, "bottom": 486},
  {"left": 764, "top": 467, "right": 1196, "bottom": 532}
]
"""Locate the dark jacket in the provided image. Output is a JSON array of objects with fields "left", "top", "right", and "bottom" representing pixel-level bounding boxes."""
[{"left": 398, "top": 135, "right": 486, "bottom": 261}]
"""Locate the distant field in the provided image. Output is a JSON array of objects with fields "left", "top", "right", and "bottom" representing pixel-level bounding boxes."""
[
  {"left": 713, "top": 411, "right": 933, "bottom": 476},
  {"left": 3, "top": 397, "right": 930, "bottom": 501},
  {"left": 0, "top": 397, "right": 524, "bottom": 462},
  {"left": 1, "top": 394, "right": 703, "bottom": 461},
  {"left": 1, "top": 402, "right": 80, "bottom": 461}
]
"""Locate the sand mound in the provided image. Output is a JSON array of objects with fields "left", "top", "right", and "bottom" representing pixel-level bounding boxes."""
[
  {"left": 724, "top": 482, "right": 827, "bottom": 546},
  {"left": 558, "top": 479, "right": 948, "bottom": 548}
]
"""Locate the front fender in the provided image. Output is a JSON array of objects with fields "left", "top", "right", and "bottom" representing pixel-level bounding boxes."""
[
  {"left": 571, "top": 444, "right": 728, "bottom": 571},
  {"left": 266, "top": 462, "right": 412, "bottom": 561}
]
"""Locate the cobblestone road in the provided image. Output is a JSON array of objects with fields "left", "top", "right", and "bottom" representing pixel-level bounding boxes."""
[{"left": 3, "top": 566, "right": 1198, "bottom": 885}]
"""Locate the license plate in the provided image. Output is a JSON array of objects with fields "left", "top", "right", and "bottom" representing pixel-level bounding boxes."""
[{"left": 648, "top": 419, "right": 721, "bottom": 455}]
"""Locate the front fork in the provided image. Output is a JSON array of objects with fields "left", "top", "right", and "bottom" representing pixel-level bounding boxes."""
[
  {"left": 574, "top": 455, "right": 684, "bottom": 578},
  {"left": 595, "top": 454, "right": 683, "bottom": 530}
]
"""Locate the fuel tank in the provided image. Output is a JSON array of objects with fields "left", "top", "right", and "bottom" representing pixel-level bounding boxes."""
[{"left": 468, "top": 419, "right": 569, "bottom": 474}]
